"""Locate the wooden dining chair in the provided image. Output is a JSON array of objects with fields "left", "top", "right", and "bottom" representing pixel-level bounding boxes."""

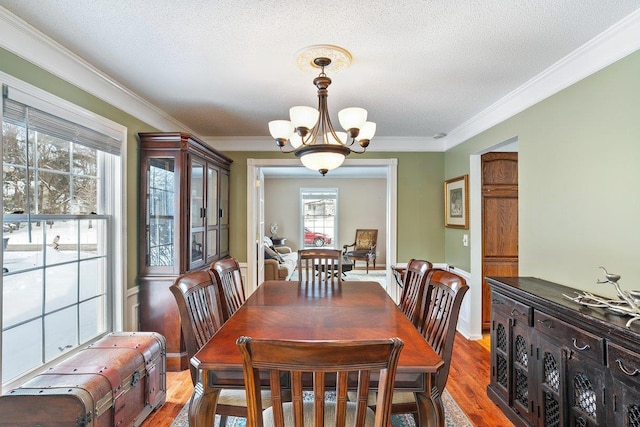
[
  {"left": 397, "top": 259, "right": 433, "bottom": 327},
  {"left": 387, "top": 269, "right": 469, "bottom": 419},
  {"left": 297, "top": 249, "right": 342, "bottom": 286},
  {"left": 237, "top": 336, "right": 404, "bottom": 427},
  {"left": 170, "top": 271, "right": 281, "bottom": 426},
  {"left": 211, "top": 257, "right": 246, "bottom": 321}
]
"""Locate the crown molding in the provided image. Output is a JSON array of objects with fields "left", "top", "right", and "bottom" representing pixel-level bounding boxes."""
[
  {"left": 202, "top": 136, "right": 446, "bottom": 152},
  {"left": 2, "top": 6, "right": 638, "bottom": 152},
  {"left": 444, "top": 8, "right": 640, "bottom": 151},
  {"left": 0, "top": 7, "right": 194, "bottom": 134}
]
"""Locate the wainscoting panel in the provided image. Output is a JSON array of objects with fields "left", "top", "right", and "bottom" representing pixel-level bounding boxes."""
[
  {"left": 239, "top": 262, "right": 247, "bottom": 291},
  {"left": 447, "top": 266, "right": 475, "bottom": 339},
  {"left": 126, "top": 286, "right": 139, "bottom": 332}
]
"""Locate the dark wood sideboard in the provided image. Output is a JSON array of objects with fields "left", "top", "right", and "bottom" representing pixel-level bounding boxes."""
[
  {"left": 487, "top": 276, "right": 640, "bottom": 427},
  {"left": 137, "top": 132, "right": 232, "bottom": 371}
]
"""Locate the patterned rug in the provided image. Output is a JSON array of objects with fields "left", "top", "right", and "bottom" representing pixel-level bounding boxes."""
[{"left": 170, "top": 389, "right": 472, "bottom": 427}]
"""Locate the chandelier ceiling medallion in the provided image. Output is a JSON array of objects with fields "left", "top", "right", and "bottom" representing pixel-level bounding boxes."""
[{"left": 268, "top": 45, "right": 376, "bottom": 176}]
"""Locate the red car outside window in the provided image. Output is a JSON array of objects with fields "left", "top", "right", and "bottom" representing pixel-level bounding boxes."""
[{"left": 304, "top": 228, "right": 332, "bottom": 247}]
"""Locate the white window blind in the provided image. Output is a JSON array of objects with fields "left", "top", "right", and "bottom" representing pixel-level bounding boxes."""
[{"left": 3, "top": 84, "right": 121, "bottom": 155}]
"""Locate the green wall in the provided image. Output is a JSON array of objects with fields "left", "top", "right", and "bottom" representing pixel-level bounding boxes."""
[
  {"left": 222, "top": 151, "right": 445, "bottom": 264},
  {"left": 1, "top": 48, "right": 158, "bottom": 290},
  {"left": 445, "top": 50, "right": 640, "bottom": 296}
]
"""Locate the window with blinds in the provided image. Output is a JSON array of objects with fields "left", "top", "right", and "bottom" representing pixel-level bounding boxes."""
[{"left": 1, "top": 80, "right": 124, "bottom": 388}]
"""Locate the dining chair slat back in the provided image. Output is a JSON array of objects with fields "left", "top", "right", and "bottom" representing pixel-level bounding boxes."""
[
  {"left": 211, "top": 257, "right": 246, "bottom": 321},
  {"left": 171, "top": 270, "right": 284, "bottom": 427},
  {"left": 397, "top": 259, "right": 433, "bottom": 327},
  {"left": 297, "top": 249, "right": 343, "bottom": 286},
  {"left": 367, "top": 269, "right": 468, "bottom": 421},
  {"left": 237, "top": 336, "right": 404, "bottom": 427},
  {"left": 418, "top": 269, "right": 469, "bottom": 394},
  {"left": 169, "top": 270, "right": 225, "bottom": 385}
]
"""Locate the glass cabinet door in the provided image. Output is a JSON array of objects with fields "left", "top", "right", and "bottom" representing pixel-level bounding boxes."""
[
  {"left": 146, "top": 157, "right": 175, "bottom": 269},
  {"left": 190, "top": 158, "right": 205, "bottom": 266},
  {"left": 206, "top": 165, "right": 219, "bottom": 259}
]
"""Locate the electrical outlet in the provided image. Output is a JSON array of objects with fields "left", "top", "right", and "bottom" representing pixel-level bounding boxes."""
[{"left": 463, "top": 234, "right": 469, "bottom": 247}]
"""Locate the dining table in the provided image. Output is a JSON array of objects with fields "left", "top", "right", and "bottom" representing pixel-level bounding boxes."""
[{"left": 189, "top": 280, "right": 445, "bottom": 427}]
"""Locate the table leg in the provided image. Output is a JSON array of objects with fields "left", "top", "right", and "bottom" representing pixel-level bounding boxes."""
[
  {"left": 189, "top": 370, "right": 219, "bottom": 427},
  {"left": 414, "top": 375, "right": 444, "bottom": 427}
]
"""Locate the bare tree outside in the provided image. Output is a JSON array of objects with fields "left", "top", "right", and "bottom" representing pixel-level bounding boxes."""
[{"left": 3, "top": 123, "right": 98, "bottom": 216}]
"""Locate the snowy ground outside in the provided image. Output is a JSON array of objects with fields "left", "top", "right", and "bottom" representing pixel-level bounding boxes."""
[{"left": 2, "top": 219, "right": 107, "bottom": 382}]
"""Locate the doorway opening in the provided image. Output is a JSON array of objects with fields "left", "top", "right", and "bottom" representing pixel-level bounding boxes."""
[{"left": 246, "top": 158, "right": 398, "bottom": 296}]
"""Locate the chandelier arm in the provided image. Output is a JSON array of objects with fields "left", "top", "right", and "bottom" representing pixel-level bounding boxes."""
[
  {"left": 300, "top": 119, "right": 320, "bottom": 147},
  {"left": 319, "top": 88, "right": 332, "bottom": 145},
  {"left": 278, "top": 145, "right": 302, "bottom": 154},
  {"left": 324, "top": 116, "right": 344, "bottom": 145},
  {"left": 317, "top": 85, "right": 358, "bottom": 148}
]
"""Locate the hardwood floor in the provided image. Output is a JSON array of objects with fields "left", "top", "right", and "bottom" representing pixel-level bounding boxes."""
[
  {"left": 446, "top": 333, "right": 513, "bottom": 426},
  {"left": 141, "top": 332, "right": 513, "bottom": 427}
]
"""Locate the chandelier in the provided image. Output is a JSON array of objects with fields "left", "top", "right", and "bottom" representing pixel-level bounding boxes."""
[{"left": 268, "top": 45, "right": 376, "bottom": 176}]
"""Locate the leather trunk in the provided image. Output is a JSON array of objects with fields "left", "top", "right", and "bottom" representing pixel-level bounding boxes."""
[{"left": 0, "top": 332, "right": 166, "bottom": 427}]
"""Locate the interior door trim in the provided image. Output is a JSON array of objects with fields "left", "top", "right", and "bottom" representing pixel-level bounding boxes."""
[{"left": 246, "top": 158, "right": 398, "bottom": 298}]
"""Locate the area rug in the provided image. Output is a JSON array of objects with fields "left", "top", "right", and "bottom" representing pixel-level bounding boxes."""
[{"left": 170, "top": 389, "right": 472, "bottom": 427}]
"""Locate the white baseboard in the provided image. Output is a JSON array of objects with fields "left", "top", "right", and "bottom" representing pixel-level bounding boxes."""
[{"left": 434, "top": 265, "right": 482, "bottom": 341}]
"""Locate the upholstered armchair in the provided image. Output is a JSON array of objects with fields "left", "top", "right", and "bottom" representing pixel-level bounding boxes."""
[{"left": 342, "top": 229, "right": 378, "bottom": 273}]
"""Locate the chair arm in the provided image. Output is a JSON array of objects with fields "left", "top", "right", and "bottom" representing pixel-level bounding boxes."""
[
  {"left": 264, "top": 259, "right": 279, "bottom": 281},
  {"left": 275, "top": 245, "right": 292, "bottom": 254},
  {"left": 342, "top": 242, "right": 356, "bottom": 253}
]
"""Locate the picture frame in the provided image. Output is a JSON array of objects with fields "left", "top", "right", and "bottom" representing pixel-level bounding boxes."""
[{"left": 444, "top": 174, "right": 469, "bottom": 229}]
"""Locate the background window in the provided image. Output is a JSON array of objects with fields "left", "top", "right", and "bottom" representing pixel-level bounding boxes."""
[{"left": 301, "top": 188, "right": 338, "bottom": 248}]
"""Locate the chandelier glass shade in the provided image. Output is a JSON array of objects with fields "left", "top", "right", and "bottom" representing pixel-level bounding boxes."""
[{"left": 268, "top": 53, "right": 375, "bottom": 176}]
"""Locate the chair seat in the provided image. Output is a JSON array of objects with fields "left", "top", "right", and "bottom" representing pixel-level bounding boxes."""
[
  {"left": 347, "top": 391, "right": 415, "bottom": 407},
  {"left": 219, "top": 389, "right": 290, "bottom": 408},
  {"left": 345, "top": 250, "right": 374, "bottom": 258},
  {"left": 262, "top": 400, "right": 376, "bottom": 427}
]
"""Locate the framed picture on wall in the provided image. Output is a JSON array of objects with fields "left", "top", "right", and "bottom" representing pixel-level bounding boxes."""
[{"left": 444, "top": 174, "right": 469, "bottom": 229}]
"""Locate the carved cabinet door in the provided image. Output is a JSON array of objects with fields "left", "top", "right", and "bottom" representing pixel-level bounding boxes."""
[
  {"left": 566, "top": 355, "right": 606, "bottom": 426},
  {"left": 511, "top": 319, "right": 535, "bottom": 426},
  {"left": 535, "top": 334, "right": 566, "bottom": 427},
  {"left": 607, "top": 342, "right": 640, "bottom": 426}
]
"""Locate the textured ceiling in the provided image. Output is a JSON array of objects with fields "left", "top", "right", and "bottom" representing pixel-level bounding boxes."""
[{"left": 1, "top": 1, "right": 639, "bottom": 143}]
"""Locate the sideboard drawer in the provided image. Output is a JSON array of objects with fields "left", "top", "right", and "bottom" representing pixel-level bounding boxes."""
[
  {"left": 534, "top": 311, "right": 604, "bottom": 364},
  {"left": 491, "top": 292, "right": 532, "bottom": 326},
  {"left": 608, "top": 342, "right": 640, "bottom": 384}
]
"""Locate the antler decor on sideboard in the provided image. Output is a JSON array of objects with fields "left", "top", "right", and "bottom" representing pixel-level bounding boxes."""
[{"left": 563, "top": 267, "right": 640, "bottom": 328}]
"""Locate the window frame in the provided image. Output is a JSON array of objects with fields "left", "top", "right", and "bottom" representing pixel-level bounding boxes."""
[
  {"left": 300, "top": 187, "right": 339, "bottom": 249},
  {"left": 0, "top": 71, "right": 127, "bottom": 391}
]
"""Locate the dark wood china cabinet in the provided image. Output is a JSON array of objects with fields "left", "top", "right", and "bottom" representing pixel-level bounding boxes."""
[
  {"left": 137, "top": 132, "right": 232, "bottom": 371},
  {"left": 487, "top": 277, "right": 640, "bottom": 427}
]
